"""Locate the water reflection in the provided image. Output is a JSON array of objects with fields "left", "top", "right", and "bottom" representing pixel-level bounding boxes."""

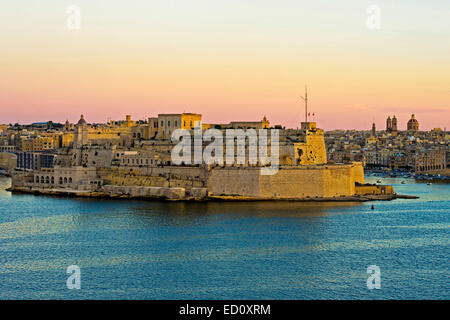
[{"left": 70, "top": 200, "right": 364, "bottom": 229}]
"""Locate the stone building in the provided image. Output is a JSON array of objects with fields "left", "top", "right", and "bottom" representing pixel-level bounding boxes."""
[
  {"left": 392, "top": 115, "right": 398, "bottom": 132},
  {"left": 15, "top": 152, "right": 55, "bottom": 170},
  {"left": 202, "top": 116, "right": 270, "bottom": 131},
  {"left": 407, "top": 114, "right": 419, "bottom": 131},
  {"left": 73, "top": 115, "right": 88, "bottom": 148},
  {"left": 414, "top": 149, "right": 446, "bottom": 173},
  {"left": 386, "top": 115, "right": 397, "bottom": 134},
  {"left": 33, "top": 166, "right": 101, "bottom": 189},
  {"left": 157, "top": 113, "right": 202, "bottom": 140},
  {"left": 386, "top": 116, "right": 392, "bottom": 132}
]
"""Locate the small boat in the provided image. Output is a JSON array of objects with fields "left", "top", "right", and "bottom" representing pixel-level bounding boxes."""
[
  {"left": 376, "top": 180, "right": 382, "bottom": 183},
  {"left": 401, "top": 181, "right": 406, "bottom": 184},
  {"left": 371, "top": 204, "right": 375, "bottom": 210},
  {"left": 427, "top": 182, "right": 432, "bottom": 185}
]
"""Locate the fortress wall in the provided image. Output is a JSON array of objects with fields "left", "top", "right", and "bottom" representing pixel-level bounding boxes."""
[
  {"left": 97, "top": 166, "right": 207, "bottom": 189},
  {"left": 98, "top": 163, "right": 364, "bottom": 199},
  {"left": 258, "top": 167, "right": 325, "bottom": 198},
  {"left": 351, "top": 162, "right": 365, "bottom": 185},
  {"left": 321, "top": 165, "right": 355, "bottom": 197},
  {"left": 260, "top": 164, "right": 363, "bottom": 199},
  {"left": 209, "top": 164, "right": 363, "bottom": 199},
  {"left": 206, "top": 167, "right": 260, "bottom": 197},
  {"left": 0, "top": 152, "right": 17, "bottom": 170}
]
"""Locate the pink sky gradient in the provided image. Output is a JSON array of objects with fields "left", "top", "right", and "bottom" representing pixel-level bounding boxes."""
[{"left": 1, "top": 1, "right": 449, "bottom": 130}]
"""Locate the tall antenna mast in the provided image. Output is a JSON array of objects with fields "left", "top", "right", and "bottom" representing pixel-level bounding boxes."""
[{"left": 300, "top": 85, "right": 308, "bottom": 122}]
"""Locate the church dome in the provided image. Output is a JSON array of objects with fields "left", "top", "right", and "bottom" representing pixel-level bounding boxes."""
[
  {"left": 77, "top": 114, "right": 87, "bottom": 125},
  {"left": 408, "top": 114, "right": 418, "bottom": 124}
]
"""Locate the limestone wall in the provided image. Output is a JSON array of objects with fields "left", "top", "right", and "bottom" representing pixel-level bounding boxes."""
[
  {"left": 0, "top": 152, "right": 17, "bottom": 170},
  {"left": 97, "top": 162, "right": 365, "bottom": 199},
  {"left": 206, "top": 163, "right": 365, "bottom": 199},
  {"left": 258, "top": 164, "right": 360, "bottom": 199},
  {"left": 355, "top": 185, "right": 394, "bottom": 195},
  {"left": 206, "top": 167, "right": 260, "bottom": 197},
  {"left": 98, "top": 166, "right": 207, "bottom": 189}
]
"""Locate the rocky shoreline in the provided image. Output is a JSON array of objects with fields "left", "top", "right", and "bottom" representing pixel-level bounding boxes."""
[{"left": 6, "top": 186, "right": 419, "bottom": 202}]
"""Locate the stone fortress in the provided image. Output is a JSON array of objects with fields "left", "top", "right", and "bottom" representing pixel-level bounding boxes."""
[{"left": 8, "top": 112, "right": 395, "bottom": 201}]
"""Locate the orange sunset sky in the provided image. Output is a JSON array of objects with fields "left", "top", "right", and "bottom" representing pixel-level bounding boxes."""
[{"left": 1, "top": 0, "right": 449, "bottom": 130}]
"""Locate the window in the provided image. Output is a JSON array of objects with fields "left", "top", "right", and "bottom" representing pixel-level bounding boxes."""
[
  {"left": 168, "top": 121, "right": 171, "bottom": 127},
  {"left": 161, "top": 121, "right": 163, "bottom": 126},
  {"left": 69, "top": 177, "right": 72, "bottom": 183}
]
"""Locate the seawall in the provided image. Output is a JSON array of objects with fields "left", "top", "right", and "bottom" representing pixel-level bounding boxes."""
[{"left": 6, "top": 162, "right": 411, "bottom": 201}]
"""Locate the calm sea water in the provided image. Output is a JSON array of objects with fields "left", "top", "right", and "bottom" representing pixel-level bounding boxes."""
[{"left": 0, "top": 176, "right": 448, "bottom": 299}]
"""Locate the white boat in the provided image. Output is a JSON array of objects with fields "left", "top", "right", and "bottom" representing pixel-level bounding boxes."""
[
  {"left": 427, "top": 182, "right": 432, "bottom": 185},
  {"left": 401, "top": 181, "right": 406, "bottom": 184},
  {"left": 376, "top": 180, "right": 382, "bottom": 183}
]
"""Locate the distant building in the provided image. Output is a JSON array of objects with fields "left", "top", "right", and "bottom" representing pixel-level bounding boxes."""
[
  {"left": 74, "top": 115, "right": 88, "bottom": 148},
  {"left": 414, "top": 149, "right": 446, "bottom": 173},
  {"left": 0, "top": 145, "right": 16, "bottom": 153},
  {"left": 407, "top": 114, "right": 419, "bottom": 131},
  {"left": 386, "top": 116, "right": 392, "bottom": 132},
  {"left": 386, "top": 115, "right": 397, "bottom": 133},
  {"left": 157, "top": 113, "right": 202, "bottom": 140},
  {"left": 16, "top": 152, "right": 55, "bottom": 170},
  {"left": 392, "top": 115, "right": 398, "bottom": 133}
]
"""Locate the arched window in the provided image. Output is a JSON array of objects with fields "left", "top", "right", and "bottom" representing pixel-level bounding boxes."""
[
  {"left": 41, "top": 176, "right": 44, "bottom": 183},
  {"left": 35, "top": 176, "right": 39, "bottom": 183},
  {"left": 45, "top": 176, "right": 50, "bottom": 184},
  {"left": 59, "top": 177, "right": 63, "bottom": 184},
  {"left": 64, "top": 177, "right": 67, "bottom": 183},
  {"left": 69, "top": 177, "right": 72, "bottom": 183},
  {"left": 51, "top": 177, "right": 54, "bottom": 184}
]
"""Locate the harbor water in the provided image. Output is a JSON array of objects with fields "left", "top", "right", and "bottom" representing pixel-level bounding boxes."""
[{"left": 0, "top": 176, "right": 448, "bottom": 299}]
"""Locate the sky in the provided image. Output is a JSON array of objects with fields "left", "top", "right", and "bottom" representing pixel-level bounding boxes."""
[{"left": 1, "top": 0, "right": 449, "bottom": 130}]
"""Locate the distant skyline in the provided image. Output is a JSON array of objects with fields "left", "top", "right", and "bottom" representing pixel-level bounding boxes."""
[
  {"left": 1, "top": 0, "right": 449, "bottom": 130},
  {"left": 4, "top": 112, "right": 447, "bottom": 132}
]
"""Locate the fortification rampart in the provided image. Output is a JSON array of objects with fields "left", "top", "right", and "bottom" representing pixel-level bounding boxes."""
[
  {"left": 8, "top": 161, "right": 400, "bottom": 201},
  {"left": 207, "top": 163, "right": 364, "bottom": 199}
]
